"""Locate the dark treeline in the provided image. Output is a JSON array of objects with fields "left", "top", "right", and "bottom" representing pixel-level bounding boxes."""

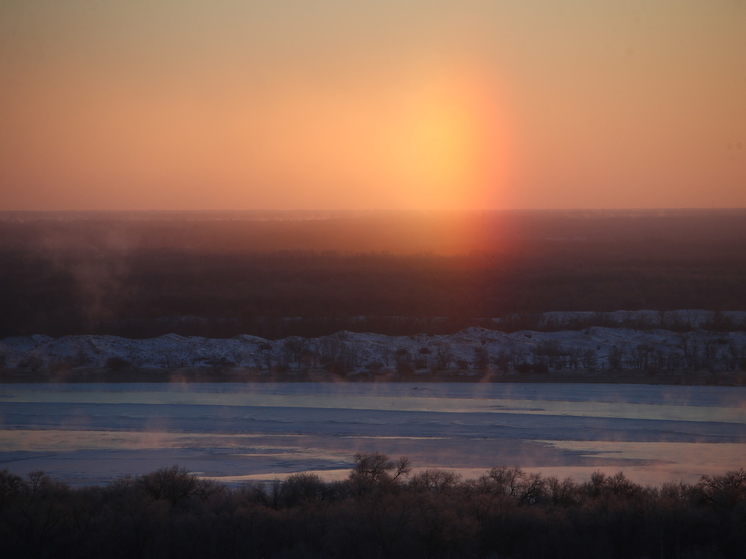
[
  {"left": 2, "top": 250, "right": 745, "bottom": 340},
  {"left": 1, "top": 210, "right": 745, "bottom": 339},
  {"left": 2, "top": 456, "right": 746, "bottom": 558}
]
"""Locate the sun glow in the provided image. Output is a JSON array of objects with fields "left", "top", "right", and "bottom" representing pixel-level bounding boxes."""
[{"left": 387, "top": 62, "right": 511, "bottom": 210}]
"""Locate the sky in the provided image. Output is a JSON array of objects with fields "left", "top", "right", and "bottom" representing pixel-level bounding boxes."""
[{"left": 1, "top": 0, "right": 745, "bottom": 211}]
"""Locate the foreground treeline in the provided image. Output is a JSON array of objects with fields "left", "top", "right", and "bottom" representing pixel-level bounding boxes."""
[{"left": 2, "top": 457, "right": 745, "bottom": 559}]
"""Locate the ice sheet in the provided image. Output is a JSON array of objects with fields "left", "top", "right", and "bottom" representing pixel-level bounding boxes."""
[{"left": 0, "top": 382, "right": 744, "bottom": 486}]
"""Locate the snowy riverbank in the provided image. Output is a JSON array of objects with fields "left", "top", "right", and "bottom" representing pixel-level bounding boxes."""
[{"left": 2, "top": 320, "right": 746, "bottom": 376}]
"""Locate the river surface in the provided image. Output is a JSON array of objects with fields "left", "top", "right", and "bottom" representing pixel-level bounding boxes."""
[{"left": 0, "top": 382, "right": 744, "bottom": 486}]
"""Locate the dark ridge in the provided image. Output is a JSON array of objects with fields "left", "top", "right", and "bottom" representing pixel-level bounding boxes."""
[{"left": 1, "top": 209, "right": 745, "bottom": 338}]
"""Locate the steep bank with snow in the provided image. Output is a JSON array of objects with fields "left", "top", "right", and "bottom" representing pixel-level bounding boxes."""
[{"left": 2, "top": 322, "right": 745, "bottom": 375}]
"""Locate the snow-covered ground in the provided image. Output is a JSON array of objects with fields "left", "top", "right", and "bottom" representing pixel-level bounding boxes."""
[
  {"left": 2, "top": 315, "right": 746, "bottom": 374},
  {"left": 0, "top": 382, "right": 744, "bottom": 487}
]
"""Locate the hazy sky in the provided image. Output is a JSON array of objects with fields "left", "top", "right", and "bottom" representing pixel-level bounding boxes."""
[{"left": 1, "top": 0, "right": 744, "bottom": 211}]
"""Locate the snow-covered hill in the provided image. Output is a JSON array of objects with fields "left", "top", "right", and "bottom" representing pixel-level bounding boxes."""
[{"left": 2, "top": 313, "right": 745, "bottom": 374}]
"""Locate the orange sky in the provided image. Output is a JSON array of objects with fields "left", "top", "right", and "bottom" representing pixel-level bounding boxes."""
[{"left": 1, "top": 0, "right": 744, "bottom": 211}]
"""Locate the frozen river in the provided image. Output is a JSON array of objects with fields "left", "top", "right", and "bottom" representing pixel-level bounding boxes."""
[{"left": 0, "top": 382, "right": 744, "bottom": 486}]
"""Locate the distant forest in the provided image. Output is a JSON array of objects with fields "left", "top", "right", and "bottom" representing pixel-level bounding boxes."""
[
  {"left": 2, "top": 457, "right": 746, "bottom": 559},
  {"left": 1, "top": 210, "right": 745, "bottom": 339}
]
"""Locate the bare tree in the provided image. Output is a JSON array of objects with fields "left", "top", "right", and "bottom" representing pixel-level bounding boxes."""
[
  {"left": 434, "top": 344, "right": 453, "bottom": 371},
  {"left": 138, "top": 465, "right": 198, "bottom": 506},
  {"left": 348, "top": 453, "right": 411, "bottom": 495}
]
